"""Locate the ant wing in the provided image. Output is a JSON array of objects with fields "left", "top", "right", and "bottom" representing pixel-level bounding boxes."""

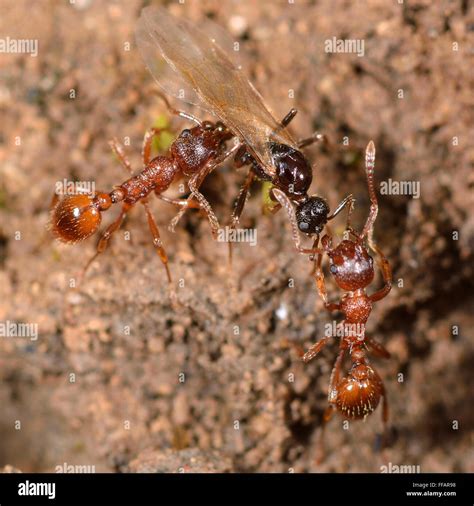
[
  {"left": 135, "top": 7, "right": 246, "bottom": 111},
  {"left": 135, "top": 6, "right": 298, "bottom": 175},
  {"left": 135, "top": 7, "right": 203, "bottom": 110}
]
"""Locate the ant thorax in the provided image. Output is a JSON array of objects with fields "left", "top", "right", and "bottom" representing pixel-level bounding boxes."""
[
  {"left": 269, "top": 143, "right": 313, "bottom": 197},
  {"left": 234, "top": 142, "right": 313, "bottom": 197},
  {"left": 341, "top": 292, "right": 373, "bottom": 325},
  {"left": 171, "top": 123, "right": 231, "bottom": 177}
]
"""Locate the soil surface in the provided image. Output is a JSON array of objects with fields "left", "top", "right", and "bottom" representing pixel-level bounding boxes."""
[{"left": 0, "top": 0, "right": 473, "bottom": 473}]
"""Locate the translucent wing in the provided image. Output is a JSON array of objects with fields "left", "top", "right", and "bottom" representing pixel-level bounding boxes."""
[{"left": 135, "top": 5, "right": 298, "bottom": 175}]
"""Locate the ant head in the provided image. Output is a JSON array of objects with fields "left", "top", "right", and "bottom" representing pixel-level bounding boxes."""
[
  {"left": 51, "top": 193, "right": 110, "bottom": 243},
  {"left": 234, "top": 145, "right": 253, "bottom": 168},
  {"left": 192, "top": 121, "right": 233, "bottom": 142},
  {"left": 335, "top": 363, "right": 383, "bottom": 419},
  {"left": 296, "top": 196, "right": 330, "bottom": 235},
  {"left": 327, "top": 240, "right": 374, "bottom": 291},
  {"left": 214, "top": 121, "right": 233, "bottom": 141},
  {"left": 270, "top": 143, "right": 313, "bottom": 197}
]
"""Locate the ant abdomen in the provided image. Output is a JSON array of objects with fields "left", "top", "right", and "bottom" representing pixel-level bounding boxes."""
[
  {"left": 51, "top": 193, "right": 111, "bottom": 243},
  {"left": 334, "top": 364, "right": 383, "bottom": 420}
]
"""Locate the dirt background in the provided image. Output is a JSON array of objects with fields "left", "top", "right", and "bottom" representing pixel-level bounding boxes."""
[{"left": 0, "top": 0, "right": 473, "bottom": 473}]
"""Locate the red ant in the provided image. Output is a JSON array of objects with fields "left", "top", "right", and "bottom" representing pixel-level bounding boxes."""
[
  {"left": 273, "top": 141, "right": 392, "bottom": 450},
  {"left": 50, "top": 93, "right": 235, "bottom": 293}
]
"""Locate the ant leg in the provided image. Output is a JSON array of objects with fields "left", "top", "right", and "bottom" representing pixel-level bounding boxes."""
[
  {"left": 298, "top": 132, "right": 327, "bottom": 149},
  {"left": 369, "top": 242, "right": 392, "bottom": 302},
  {"left": 168, "top": 168, "right": 210, "bottom": 233},
  {"left": 342, "top": 198, "right": 358, "bottom": 238},
  {"left": 169, "top": 143, "right": 240, "bottom": 235},
  {"left": 153, "top": 90, "right": 202, "bottom": 126},
  {"left": 155, "top": 194, "right": 201, "bottom": 209},
  {"left": 365, "top": 336, "right": 391, "bottom": 359},
  {"left": 141, "top": 200, "right": 174, "bottom": 290},
  {"left": 313, "top": 240, "right": 342, "bottom": 312},
  {"left": 228, "top": 168, "right": 255, "bottom": 265},
  {"left": 313, "top": 345, "right": 345, "bottom": 463},
  {"left": 280, "top": 108, "right": 298, "bottom": 128},
  {"left": 79, "top": 202, "right": 132, "bottom": 282},
  {"left": 328, "top": 345, "right": 345, "bottom": 405},
  {"left": 109, "top": 138, "right": 134, "bottom": 175},
  {"left": 302, "top": 336, "right": 331, "bottom": 364},
  {"left": 269, "top": 107, "right": 304, "bottom": 142},
  {"left": 271, "top": 188, "right": 324, "bottom": 255},
  {"left": 230, "top": 169, "right": 255, "bottom": 228},
  {"left": 267, "top": 202, "right": 282, "bottom": 215},
  {"left": 327, "top": 194, "right": 355, "bottom": 222},
  {"left": 380, "top": 385, "right": 389, "bottom": 448},
  {"left": 309, "top": 235, "right": 321, "bottom": 266},
  {"left": 272, "top": 108, "right": 298, "bottom": 137},
  {"left": 142, "top": 127, "right": 167, "bottom": 166},
  {"left": 168, "top": 164, "right": 221, "bottom": 238}
]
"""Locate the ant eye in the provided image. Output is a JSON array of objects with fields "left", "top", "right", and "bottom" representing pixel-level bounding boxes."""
[
  {"left": 330, "top": 264, "right": 338, "bottom": 274},
  {"left": 181, "top": 129, "right": 191, "bottom": 137},
  {"left": 298, "top": 220, "right": 310, "bottom": 232}
]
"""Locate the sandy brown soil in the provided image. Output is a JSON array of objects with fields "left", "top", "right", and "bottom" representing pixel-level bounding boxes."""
[{"left": 0, "top": 0, "right": 473, "bottom": 473}]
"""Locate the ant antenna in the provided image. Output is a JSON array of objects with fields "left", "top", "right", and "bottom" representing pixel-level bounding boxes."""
[{"left": 360, "top": 140, "right": 378, "bottom": 242}]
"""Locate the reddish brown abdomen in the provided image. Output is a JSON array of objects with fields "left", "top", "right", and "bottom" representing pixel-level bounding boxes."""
[
  {"left": 335, "top": 365, "right": 383, "bottom": 419},
  {"left": 51, "top": 195, "right": 101, "bottom": 243}
]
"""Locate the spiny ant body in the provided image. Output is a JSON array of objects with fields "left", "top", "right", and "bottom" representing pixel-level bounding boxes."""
[
  {"left": 51, "top": 103, "right": 234, "bottom": 289},
  {"left": 294, "top": 141, "right": 392, "bottom": 454}
]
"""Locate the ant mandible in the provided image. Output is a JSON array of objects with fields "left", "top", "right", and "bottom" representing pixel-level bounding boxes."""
[
  {"left": 275, "top": 141, "right": 392, "bottom": 438},
  {"left": 50, "top": 93, "right": 235, "bottom": 292}
]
